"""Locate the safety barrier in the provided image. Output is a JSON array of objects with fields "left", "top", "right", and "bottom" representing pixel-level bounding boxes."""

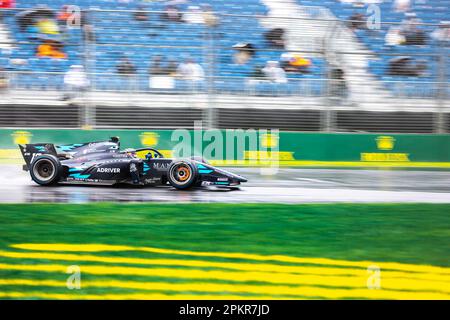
[{"left": 1, "top": 129, "right": 450, "bottom": 168}]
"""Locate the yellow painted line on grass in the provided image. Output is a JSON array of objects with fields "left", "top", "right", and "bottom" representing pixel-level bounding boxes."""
[
  {"left": 0, "top": 291, "right": 282, "bottom": 300},
  {"left": 0, "top": 279, "right": 449, "bottom": 300},
  {"left": 0, "top": 262, "right": 448, "bottom": 294},
  {"left": 2, "top": 148, "right": 450, "bottom": 168},
  {"left": 209, "top": 160, "right": 450, "bottom": 168},
  {"left": 12, "top": 243, "right": 450, "bottom": 276},
  {"left": 0, "top": 250, "right": 449, "bottom": 285}
]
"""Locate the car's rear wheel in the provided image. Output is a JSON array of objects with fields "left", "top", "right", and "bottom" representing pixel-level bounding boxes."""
[
  {"left": 167, "top": 160, "right": 198, "bottom": 190},
  {"left": 30, "top": 155, "right": 61, "bottom": 186}
]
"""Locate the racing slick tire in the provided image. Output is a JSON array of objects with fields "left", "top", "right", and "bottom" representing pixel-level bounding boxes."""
[
  {"left": 167, "top": 160, "right": 198, "bottom": 190},
  {"left": 29, "top": 154, "right": 62, "bottom": 186}
]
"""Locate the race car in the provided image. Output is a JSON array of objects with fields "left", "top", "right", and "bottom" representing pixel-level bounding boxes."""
[{"left": 18, "top": 137, "right": 247, "bottom": 189}]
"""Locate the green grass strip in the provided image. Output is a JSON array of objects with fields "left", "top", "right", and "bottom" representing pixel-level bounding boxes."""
[{"left": 0, "top": 203, "right": 449, "bottom": 267}]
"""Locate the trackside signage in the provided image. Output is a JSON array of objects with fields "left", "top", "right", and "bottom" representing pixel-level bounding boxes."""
[{"left": 1, "top": 129, "right": 449, "bottom": 168}]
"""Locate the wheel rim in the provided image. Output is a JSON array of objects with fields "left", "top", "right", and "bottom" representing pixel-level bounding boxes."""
[
  {"left": 170, "top": 163, "right": 192, "bottom": 185},
  {"left": 33, "top": 159, "right": 56, "bottom": 182}
]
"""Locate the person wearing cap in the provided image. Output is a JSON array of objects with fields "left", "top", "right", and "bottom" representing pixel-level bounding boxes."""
[{"left": 431, "top": 21, "right": 450, "bottom": 43}]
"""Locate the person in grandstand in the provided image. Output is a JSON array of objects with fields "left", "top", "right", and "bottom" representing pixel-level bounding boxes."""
[
  {"left": 262, "top": 61, "right": 287, "bottom": 84},
  {"left": 385, "top": 27, "right": 406, "bottom": 47},
  {"left": 394, "top": 0, "right": 411, "bottom": 13},
  {"left": 177, "top": 57, "right": 204, "bottom": 81},
  {"left": 161, "top": 5, "right": 182, "bottom": 23},
  {"left": 116, "top": 57, "right": 138, "bottom": 91},
  {"left": 431, "top": 21, "right": 450, "bottom": 44},
  {"left": 149, "top": 55, "right": 167, "bottom": 76},
  {"left": 280, "top": 53, "right": 311, "bottom": 74},
  {"left": 232, "top": 43, "right": 256, "bottom": 65},
  {"left": 183, "top": 6, "right": 204, "bottom": 24},
  {"left": 201, "top": 4, "right": 219, "bottom": 28},
  {"left": 264, "top": 28, "right": 286, "bottom": 49},
  {"left": 0, "top": 67, "right": 8, "bottom": 93},
  {"left": 117, "top": 57, "right": 137, "bottom": 77},
  {"left": 134, "top": 5, "right": 149, "bottom": 23},
  {"left": 387, "top": 56, "right": 427, "bottom": 77},
  {"left": 63, "top": 65, "right": 89, "bottom": 102}
]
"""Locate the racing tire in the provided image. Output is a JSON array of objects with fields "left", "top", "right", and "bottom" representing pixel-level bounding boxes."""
[
  {"left": 167, "top": 160, "right": 198, "bottom": 190},
  {"left": 29, "top": 154, "right": 62, "bottom": 186}
]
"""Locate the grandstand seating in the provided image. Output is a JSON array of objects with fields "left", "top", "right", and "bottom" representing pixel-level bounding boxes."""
[
  {"left": 298, "top": 0, "right": 449, "bottom": 97},
  {"left": 0, "top": 0, "right": 447, "bottom": 97},
  {"left": 0, "top": 0, "right": 326, "bottom": 95}
]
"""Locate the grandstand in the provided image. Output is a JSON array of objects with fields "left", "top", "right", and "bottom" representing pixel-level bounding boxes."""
[
  {"left": 0, "top": 0, "right": 448, "bottom": 132},
  {"left": 2, "top": 0, "right": 323, "bottom": 94}
]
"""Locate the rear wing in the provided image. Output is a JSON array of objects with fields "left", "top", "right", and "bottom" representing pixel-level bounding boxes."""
[{"left": 18, "top": 143, "right": 57, "bottom": 171}]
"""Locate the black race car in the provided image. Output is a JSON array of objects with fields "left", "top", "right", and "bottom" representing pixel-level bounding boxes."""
[{"left": 19, "top": 137, "right": 247, "bottom": 189}]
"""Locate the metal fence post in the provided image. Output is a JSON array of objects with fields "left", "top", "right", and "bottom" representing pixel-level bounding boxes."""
[
  {"left": 204, "top": 20, "right": 216, "bottom": 129},
  {"left": 81, "top": 8, "right": 95, "bottom": 129},
  {"left": 434, "top": 49, "right": 447, "bottom": 134},
  {"left": 321, "top": 20, "right": 340, "bottom": 132}
]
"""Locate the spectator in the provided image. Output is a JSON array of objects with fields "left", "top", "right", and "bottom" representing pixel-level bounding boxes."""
[
  {"left": 385, "top": 27, "right": 406, "bottom": 47},
  {"left": 134, "top": 5, "right": 148, "bottom": 22},
  {"left": 63, "top": 65, "right": 89, "bottom": 101},
  {"left": 404, "top": 28, "right": 427, "bottom": 45},
  {"left": 0, "top": 67, "right": 8, "bottom": 92},
  {"left": 36, "top": 18, "right": 60, "bottom": 35},
  {"left": 148, "top": 55, "right": 177, "bottom": 90},
  {"left": 347, "top": 13, "right": 366, "bottom": 30},
  {"left": 117, "top": 57, "right": 137, "bottom": 76},
  {"left": 149, "top": 55, "right": 166, "bottom": 75},
  {"left": 264, "top": 28, "right": 285, "bottom": 49},
  {"left": 57, "top": 5, "right": 71, "bottom": 24},
  {"left": 280, "top": 52, "right": 311, "bottom": 73},
  {"left": 431, "top": 22, "right": 450, "bottom": 43},
  {"left": 387, "top": 56, "right": 427, "bottom": 76},
  {"left": 250, "top": 65, "right": 265, "bottom": 79},
  {"left": 166, "top": 58, "right": 178, "bottom": 76},
  {"left": 177, "top": 57, "right": 204, "bottom": 81},
  {"left": 232, "top": 42, "right": 256, "bottom": 65},
  {"left": 401, "top": 17, "right": 427, "bottom": 45},
  {"left": 394, "top": 0, "right": 411, "bottom": 13},
  {"left": 183, "top": 6, "right": 204, "bottom": 24},
  {"left": 36, "top": 40, "right": 66, "bottom": 59},
  {"left": 16, "top": 9, "right": 35, "bottom": 32},
  {"left": 202, "top": 4, "right": 219, "bottom": 28},
  {"left": 262, "top": 61, "right": 287, "bottom": 83},
  {"left": 329, "top": 67, "right": 348, "bottom": 98},
  {"left": 161, "top": 5, "right": 183, "bottom": 22}
]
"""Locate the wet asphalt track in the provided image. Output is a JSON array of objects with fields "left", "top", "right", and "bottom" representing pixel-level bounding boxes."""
[{"left": 2, "top": 164, "right": 450, "bottom": 203}]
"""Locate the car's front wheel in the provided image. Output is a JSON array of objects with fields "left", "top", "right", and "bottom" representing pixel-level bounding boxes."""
[{"left": 167, "top": 160, "right": 198, "bottom": 190}]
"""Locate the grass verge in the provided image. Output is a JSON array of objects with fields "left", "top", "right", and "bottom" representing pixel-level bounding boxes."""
[{"left": 0, "top": 203, "right": 448, "bottom": 299}]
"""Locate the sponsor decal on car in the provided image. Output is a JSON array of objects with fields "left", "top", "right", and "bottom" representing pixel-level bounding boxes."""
[
  {"left": 96, "top": 168, "right": 121, "bottom": 173},
  {"left": 153, "top": 163, "right": 170, "bottom": 171}
]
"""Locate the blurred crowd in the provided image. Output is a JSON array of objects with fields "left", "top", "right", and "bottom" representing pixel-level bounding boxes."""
[{"left": 0, "top": 0, "right": 448, "bottom": 98}]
